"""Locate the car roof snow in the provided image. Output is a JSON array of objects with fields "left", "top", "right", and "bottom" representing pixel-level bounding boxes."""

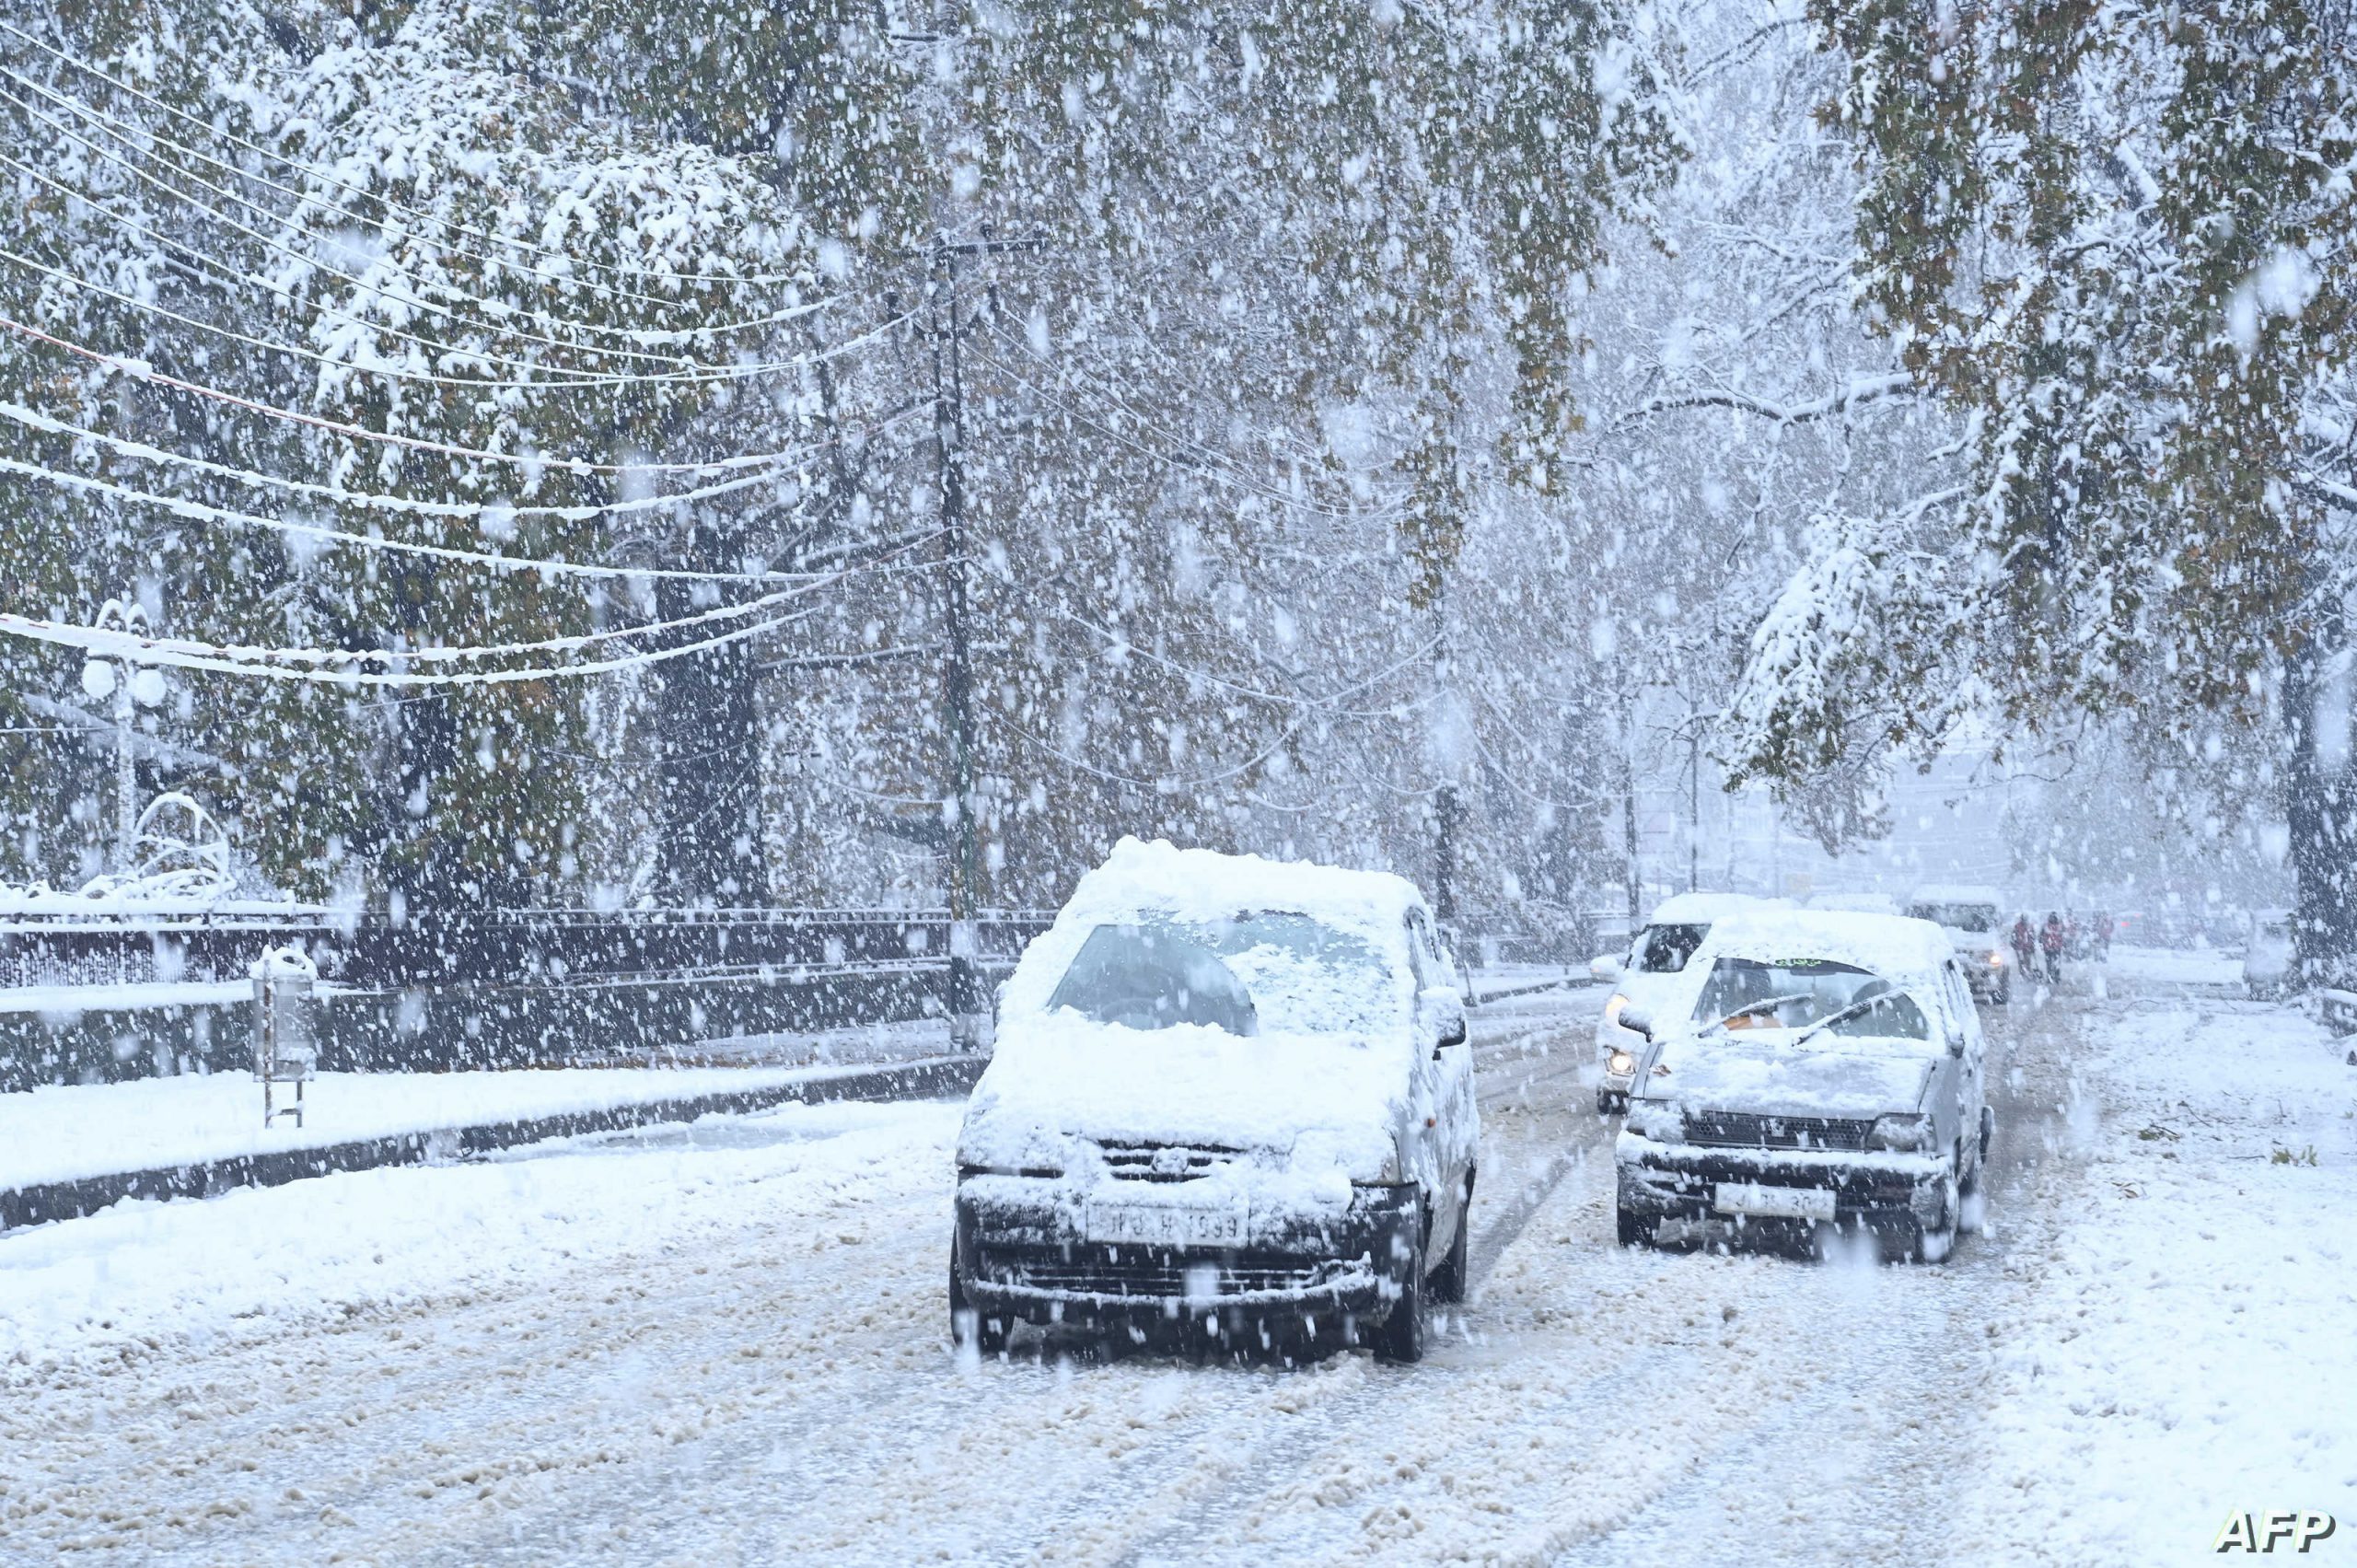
[
  {"left": 1645, "top": 890, "right": 1781, "bottom": 924},
  {"left": 1696, "top": 909, "right": 1955, "bottom": 991}
]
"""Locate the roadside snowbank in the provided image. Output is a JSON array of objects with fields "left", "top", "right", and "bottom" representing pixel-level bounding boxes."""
[
  {"left": 0, "top": 1050, "right": 958, "bottom": 1191},
  {"left": 0, "top": 1099, "right": 961, "bottom": 1373},
  {"left": 1971, "top": 992, "right": 2356, "bottom": 1563}
]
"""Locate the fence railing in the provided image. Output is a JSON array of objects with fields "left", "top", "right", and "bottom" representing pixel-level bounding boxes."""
[{"left": 0, "top": 906, "right": 1058, "bottom": 1091}]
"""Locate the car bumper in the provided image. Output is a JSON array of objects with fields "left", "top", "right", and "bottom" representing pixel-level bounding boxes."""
[
  {"left": 1615, "top": 1134, "right": 1954, "bottom": 1233},
  {"left": 954, "top": 1182, "right": 1420, "bottom": 1333}
]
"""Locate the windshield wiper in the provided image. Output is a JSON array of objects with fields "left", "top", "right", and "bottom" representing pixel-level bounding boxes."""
[{"left": 1794, "top": 990, "right": 1905, "bottom": 1047}]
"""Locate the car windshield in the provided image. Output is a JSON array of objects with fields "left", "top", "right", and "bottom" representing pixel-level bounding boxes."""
[
  {"left": 1044, "top": 912, "right": 1392, "bottom": 1037},
  {"left": 1908, "top": 901, "right": 1998, "bottom": 934},
  {"left": 1631, "top": 923, "right": 1708, "bottom": 974},
  {"left": 1690, "top": 956, "right": 1933, "bottom": 1042}
]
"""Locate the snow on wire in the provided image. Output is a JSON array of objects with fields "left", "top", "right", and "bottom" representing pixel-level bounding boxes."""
[
  {"left": 0, "top": 62, "right": 876, "bottom": 347},
  {"left": 0, "top": 315, "right": 919, "bottom": 480},
  {"left": 0, "top": 401, "right": 935, "bottom": 583},
  {"left": 0, "top": 19, "right": 836, "bottom": 297}
]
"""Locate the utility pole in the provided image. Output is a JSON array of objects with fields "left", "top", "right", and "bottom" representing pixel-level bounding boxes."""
[
  {"left": 1687, "top": 726, "right": 1701, "bottom": 895},
  {"left": 1621, "top": 710, "right": 1641, "bottom": 930},
  {"left": 81, "top": 595, "right": 151, "bottom": 875},
  {"left": 923, "top": 231, "right": 1044, "bottom": 1052}
]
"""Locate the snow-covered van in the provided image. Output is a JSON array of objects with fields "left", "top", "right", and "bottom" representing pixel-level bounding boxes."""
[
  {"left": 1903, "top": 884, "right": 2013, "bottom": 1003},
  {"left": 2244, "top": 909, "right": 2293, "bottom": 999},
  {"left": 1614, "top": 910, "right": 1991, "bottom": 1261},
  {"left": 950, "top": 839, "right": 1479, "bottom": 1363},
  {"left": 1590, "top": 892, "right": 1775, "bottom": 1115}
]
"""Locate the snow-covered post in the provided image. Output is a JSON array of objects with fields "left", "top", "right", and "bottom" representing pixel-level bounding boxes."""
[
  {"left": 251, "top": 946, "right": 319, "bottom": 1129},
  {"left": 80, "top": 595, "right": 160, "bottom": 875}
]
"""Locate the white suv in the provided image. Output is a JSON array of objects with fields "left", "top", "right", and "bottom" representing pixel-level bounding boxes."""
[
  {"left": 951, "top": 839, "right": 1479, "bottom": 1363},
  {"left": 1614, "top": 910, "right": 1992, "bottom": 1261},
  {"left": 1590, "top": 892, "right": 1776, "bottom": 1114}
]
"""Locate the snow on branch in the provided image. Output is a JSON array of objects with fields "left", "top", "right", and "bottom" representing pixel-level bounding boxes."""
[{"left": 1619, "top": 371, "right": 1914, "bottom": 428}]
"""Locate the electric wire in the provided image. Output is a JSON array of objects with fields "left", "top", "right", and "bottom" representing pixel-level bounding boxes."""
[
  {"left": 0, "top": 20, "right": 827, "bottom": 293},
  {"left": 0, "top": 312, "right": 909, "bottom": 480},
  {"left": 0, "top": 64, "right": 850, "bottom": 344}
]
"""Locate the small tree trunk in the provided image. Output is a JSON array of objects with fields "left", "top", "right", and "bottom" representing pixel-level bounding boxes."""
[
  {"left": 2282, "top": 600, "right": 2357, "bottom": 986},
  {"left": 654, "top": 565, "right": 768, "bottom": 906}
]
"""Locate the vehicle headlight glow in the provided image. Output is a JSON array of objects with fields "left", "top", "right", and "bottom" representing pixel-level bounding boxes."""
[
  {"left": 1607, "top": 1049, "right": 1635, "bottom": 1076},
  {"left": 1604, "top": 992, "right": 1632, "bottom": 1026},
  {"left": 1867, "top": 1113, "right": 1934, "bottom": 1153},
  {"left": 1988, "top": 951, "right": 2005, "bottom": 967}
]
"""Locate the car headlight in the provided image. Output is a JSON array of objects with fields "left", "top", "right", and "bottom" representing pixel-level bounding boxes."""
[
  {"left": 1867, "top": 1113, "right": 1933, "bottom": 1153},
  {"left": 1625, "top": 1099, "right": 1682, "bottom": 1143},
  {"left": 1987, "top": 951, "right": 2006, "bottom": 967},
  {"left": 1607, "top": 1049, "right": 1635, "bottom": 1076},
  {"left": 1604, "top": 992, "right": 1632, "bottom": 1027}
]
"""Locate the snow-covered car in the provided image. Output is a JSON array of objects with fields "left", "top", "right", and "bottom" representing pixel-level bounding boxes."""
[
  {"left": 1809, "top": 891, "right": 1900, "bottom": 917},
  {"left": 1903, "top": 884, "right": 2012, "bottom": 1004},
  {"left": 2244, "top": 910, "right": 2293, "bottom": 999},
  {"left": 950, "top": 839, "right": 1478, "bottom": 1364},
  {"left": 1614, "top": 910, "right": 1991, "bottom": 1262},
  {"left": 1589, "top": 892, "right": 1775, "bottom": 1115}
]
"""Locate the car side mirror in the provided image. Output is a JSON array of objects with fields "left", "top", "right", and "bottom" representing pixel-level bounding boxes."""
[
  {"left": 1589, "top": 953, "right": 1624, "bottom": 982},
  {"left": 1420, "top": 986, "right": 1469, "bottom": 1057},
  {"left": 1619, "top": 1006, "right": 1655, "bottom": 1042}
]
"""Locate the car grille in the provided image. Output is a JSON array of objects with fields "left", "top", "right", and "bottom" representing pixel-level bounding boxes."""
[
  {"left": 1094, "top": 1140, "right": 1243, "bottom": 1182},
  {"left": 1680, "top": 1110, "right": 1873, "bottom": 1152},
  {"left": 978, "top": 1246, "right": 1338, "bottom": 1298}
]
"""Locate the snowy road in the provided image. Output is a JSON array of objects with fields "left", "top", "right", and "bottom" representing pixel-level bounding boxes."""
[{"left": 3, "top": 976, "right": 2346, "bottom": 1565}]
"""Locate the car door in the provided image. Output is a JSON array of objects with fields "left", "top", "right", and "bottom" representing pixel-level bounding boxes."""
[
  {"left": 1937, "top": 960, "right": 1982, "bottom": 1163},
  {"left": 1407, "top": 909, "right": 1476, "bottom": 1249}
]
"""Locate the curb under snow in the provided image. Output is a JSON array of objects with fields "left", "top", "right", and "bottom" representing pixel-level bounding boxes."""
[{"left": 0, "top": 1054, "right": 986, "bottom": 1236}]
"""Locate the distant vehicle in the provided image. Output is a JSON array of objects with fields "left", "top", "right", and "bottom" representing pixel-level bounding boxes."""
[
  {"left": 2244, "top": 910, "right": 2293, "bottom": 999},
  {"left": 950, "top": 839, "right": 1478, "bottom": 1365},
  {"left": 1590, "top": 892, "right": 1776, "bottom": 1115},
  {"left": 1615, "top": 910, "right": 1992, "bottom": 1262},
  {"left": 1904, "top": 884, "right": 2013, "bottom": 1003},
  {"left": 1809, "top": 892, "right": 1901, "bottom": 917}
]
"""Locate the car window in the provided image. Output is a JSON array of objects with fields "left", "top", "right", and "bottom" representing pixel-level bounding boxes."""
[
  {"left": 1044, "top": 912, "right": 1395, "bottom": 1036},
  {"left": 1908, "top": 901, "right": 2000, "bottom": 934},
  {"left": 1631, "top": 923, "right": 1708, "bottom": 974},
  {"left": 1403, "top": 910, "right": 1435, "bottom": 989},
  {"left": 1690, "top": 956, "right": 1933, "bottom": 1042}
]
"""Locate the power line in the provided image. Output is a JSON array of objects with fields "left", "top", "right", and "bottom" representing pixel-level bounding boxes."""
[
  {"left": 0, "top": 397, "right": 932, "bottom": 550},
  {"left": 0, "top": 231, "right": 911, "bottom": 394},
  {"left": 0, "top": 448, "right": 947, "bottom": 587},
  {"left": 0, "top": 19, "right": 826, "bottom": 293},
  {"left": 0, "top": 605, "right": 807, "bottom": 688},
  {"left": 0, "top": 62, "right": 858, "bottom": 344},
  {"left": 0, "top": 312, "right": 900, "bottom": 480},
  {"left": 0, "top": 99, "right": 797, "bottom": 376}
]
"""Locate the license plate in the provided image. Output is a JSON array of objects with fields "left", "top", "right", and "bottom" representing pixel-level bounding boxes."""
[
  {"left": 1084, "top": 1202, "right": 1248, "bottom": 1248},
  {"left": 1713, "top": 1182, "right": 1836, "bottom": 1221}
]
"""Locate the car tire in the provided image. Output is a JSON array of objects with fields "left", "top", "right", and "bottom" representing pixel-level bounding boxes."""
[
  {"left": 949, "top": 1243, "right": 1005, "bottom": 1356},
  {"left": 1375, "top": 1201, "right": 1428, "bottom": 1365},
  {"left": 1429, "top": 1168, "right": 1474, "bottom": 1305},
  {"left": 1616, "top": 1202, "right": 1651, "bottom": 1248}
]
